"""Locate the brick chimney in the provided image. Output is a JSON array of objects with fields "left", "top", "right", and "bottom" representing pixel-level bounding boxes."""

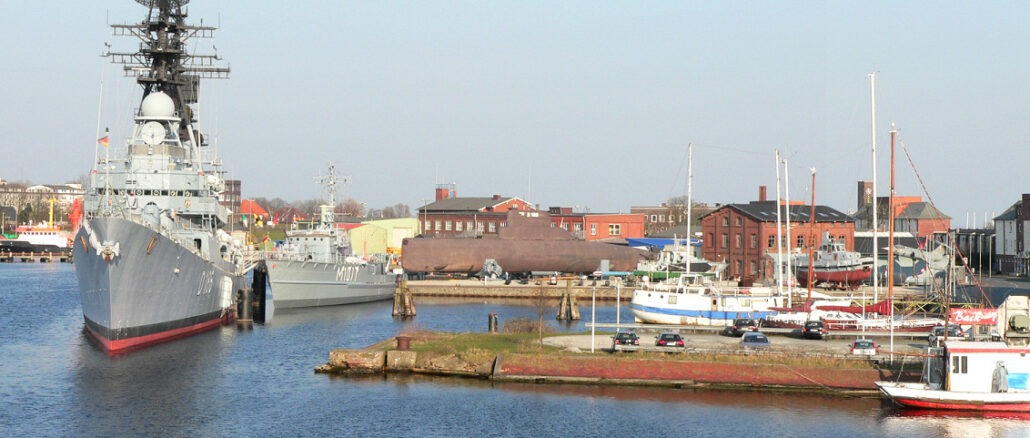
[
  {"left": 435, "top": 183, "right": 456, "bottom": 201},
  {"left": 758, "top": 185, "right": 767, "bottom": 202}
]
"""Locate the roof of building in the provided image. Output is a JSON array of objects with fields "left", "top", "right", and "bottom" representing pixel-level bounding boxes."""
[
  {"left": 422, "top": 196, "right": 527, "bottom": 213},
  {"left": 896, "top": 202, "right": 950, "bottom": 220},
  {"left": 995, "top": 201, "right": 1021, "bottom": 221},
  {"left": 241, "top": 199, "right": 269, "bottom": 218},
  {"left": 703, "top": 201, "right": 853, "bottom": 223},
  {"left": 853, "top": 200, "right": 951, "bottom": 221}
]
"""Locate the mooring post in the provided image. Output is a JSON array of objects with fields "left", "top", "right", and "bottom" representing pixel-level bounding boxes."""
[{"left": 393, "top": 278, "right": 416, "bottom": 317}]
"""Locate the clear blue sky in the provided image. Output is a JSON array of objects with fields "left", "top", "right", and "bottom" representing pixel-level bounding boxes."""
[{"left": 2, "top": 1, "right": 1025, "bottom": 227}]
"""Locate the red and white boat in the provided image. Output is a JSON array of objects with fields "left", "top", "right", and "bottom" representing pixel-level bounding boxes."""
[
  {"left": 762, "top": 296, "right": 941, "bottom": 333},
  {"left": 876, "top": 340, "right": 1030, "bottom": 412},
  {"left": 794, "top": 231, "right": 872, "bottom": 290}
]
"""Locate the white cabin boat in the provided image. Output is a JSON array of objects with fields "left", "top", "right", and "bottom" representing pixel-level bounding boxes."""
[
  {"left": 876, "top": 341, "right": 1030, "bottom": 413},
  {"left": 629, "top": 274, "right": 785, "bottom": 325}
]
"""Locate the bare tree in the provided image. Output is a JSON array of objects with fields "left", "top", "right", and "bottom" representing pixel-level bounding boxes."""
[{"left": 336, "top": 198, "right": 364, "bottom": 217}]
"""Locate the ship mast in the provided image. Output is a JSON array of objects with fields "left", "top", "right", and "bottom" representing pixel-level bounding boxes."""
[{"left": 104, "top": 0, "right": 229, "bottom": 163}]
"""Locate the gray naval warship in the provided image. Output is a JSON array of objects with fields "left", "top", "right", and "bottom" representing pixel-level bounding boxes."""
[
  {"left": 73, "top": 0, "right": 245, "bottom": 354},
  {"left": 265, "top": 162, "right": 399, "bottom": 309}
]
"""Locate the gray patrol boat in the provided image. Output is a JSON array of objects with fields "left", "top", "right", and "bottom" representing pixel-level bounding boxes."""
[
  {"left": 265, "top": 163, "right": 399, "bottom": 309},
  {"left": 73, "top": 0, "right": 245, "bottom": 354}
]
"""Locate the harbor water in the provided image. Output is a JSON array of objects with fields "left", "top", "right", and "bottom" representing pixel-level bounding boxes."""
[{"left": 2, "top": 263, "right": 1029, "bottom": 437}]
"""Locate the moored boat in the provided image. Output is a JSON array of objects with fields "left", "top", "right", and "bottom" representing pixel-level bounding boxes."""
[
  {"left": 73, "top": 0, "right": 244, "bottom": 354},
  {"left": 0, "top": 223, "right": 72, "bottom": 255},
  {"left": 629, "top": 274, "right": 786, "bottom": 325},
  {"left": 794, "top": 231, "right": 872, "bottom": 290},
  {"left": 876, "top": 341, "right": 1030, "bottom": 412},
  {"left": 264, "top": 162, "right": 400, "bottom": 309},
  {"left": 762, "top": 297, "right": 941, "bottom": 333}
]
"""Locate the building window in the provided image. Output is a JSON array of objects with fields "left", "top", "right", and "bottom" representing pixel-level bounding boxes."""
[
  {"left": 722, "top": 217, "right": 729, "bottom": 226},
  {"left": 590, "top": 224, "right": 597, "bottom": 236},
  {"left": 721, "top": 233, "right": 728, "bottom": 248},
  {"left": 708, "top": 233, "right": 714, "bottom": 248},
  {"left": 768, "top": 235, "right": 775, "bottom": 248},
  {"left": 650, "top": 214, "right": 657, "bottom": 222},
  {"left": 736, "top": 217, "right": 742, "bottom": 226},
  {"left": 561, "top": 223, "right": 569, "bottom": 230},
  {"left": 425, "top": 220, "right": 432, "bottom": 231},
  {"left": 445, "top": 221, "right": 452, "bottom": 231},
  {"left": 735, "top": 234, "right": 741, "bottom": 248},
  {"left": 455, "top": 221, "right": 463, "bottom": 231},
  {"left": 574, "top": 223, "right": 582, "bottom": 232},
  {"left": 659, "top": 214, "right": 665, "bottom": 222},
  {"left": 749, "top": 261, "right": 757, "bottom": 275},
  {"left": 488, "top": 222, "right": 496, "bottom": 233},
  {"left": 477, "top": 222, "right": 485, "bottom": 233},
  {"left": 609, "top": 224, "right": 621, "bottom": 236},
  {"left": 751, "top": 234, "right": 757, "bottom": 249},
  {"left": 467, "top": 221, "right": 473, "bottom": 231},
  {"left": 797, "top": 235, "right": 804, "bottom": 248},
  {"left": 434, "top": 220, "right": 442, "bottom": 231}
]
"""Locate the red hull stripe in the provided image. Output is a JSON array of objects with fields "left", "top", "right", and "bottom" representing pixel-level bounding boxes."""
[
  {"left": 85, "top": 315, "right": 229, "bottom": 355},
  {"left": 897, "top": 398, "right": 1030, "bottom": 412}
]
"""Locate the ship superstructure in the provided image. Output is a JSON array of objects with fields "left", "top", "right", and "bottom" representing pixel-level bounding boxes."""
[{"left": 73, "top": 0, "right": 244, "bottom": 353}]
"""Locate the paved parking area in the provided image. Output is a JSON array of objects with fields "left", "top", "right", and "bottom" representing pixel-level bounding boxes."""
[{"left": 545, "top": 330, "right": 928, "bottom": 356}]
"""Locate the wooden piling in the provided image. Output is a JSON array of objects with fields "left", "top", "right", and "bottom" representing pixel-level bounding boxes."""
[
  {"left": 393, "top": 279, "right": 417, "bottom": 317},
  {"left": 556, "top": 280, "right": 580, "bottom": 320}
]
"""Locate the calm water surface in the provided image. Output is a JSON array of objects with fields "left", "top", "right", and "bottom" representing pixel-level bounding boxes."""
[{"left": 1, "top": 263, "right": 1028, "bottom": 437}]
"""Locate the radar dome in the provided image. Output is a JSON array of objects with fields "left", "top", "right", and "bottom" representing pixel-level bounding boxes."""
[{"left": 140, "top": 92, "right": 176, "bottom": 118}]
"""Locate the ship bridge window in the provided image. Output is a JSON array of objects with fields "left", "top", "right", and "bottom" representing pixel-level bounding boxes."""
[
  {"left": 952, "top": 355, "right": 968, "bottom": 374},
  {"left": 193, "top": 238, "right": 202, "bottom": 252}
]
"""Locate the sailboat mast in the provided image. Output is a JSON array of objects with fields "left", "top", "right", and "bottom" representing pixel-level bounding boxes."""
[
  {"left": 784, "top": 159, "right": 793, "bottom": 306},
  {"left": 807, "top": 168, "right": 817, "bottom": 309},
  {"left": 888, "top": 125, "right": 897, "bottom": 361},
  {"left": 869, "top": 72, "right": 880, "bottom": 304},
  {"left": 775, "top": 150, "right": 783, "bottom": 295},
  {"left": 685, "top": 143, "right": 693, "bottom": 277}
]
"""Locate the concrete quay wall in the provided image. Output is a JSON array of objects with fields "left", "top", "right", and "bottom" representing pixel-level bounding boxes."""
[
  {"left": 316, "top": 345, "right": 901, "bottom": 396},
  {"left": 404, "top": 279, "right": 627, "bottom": 300}
]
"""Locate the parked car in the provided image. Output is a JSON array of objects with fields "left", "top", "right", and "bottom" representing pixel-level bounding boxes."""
[
  {"left": 802, "top": 320, "right": 826, "bottom": 339},
  {"left": 611, "top": 331, "right": 640, "bottom": 350},
  {"left": 928, "top": 324, "right": 965, "bottom": 346},
  {"left": 723, "top": 318, "right": 759, "bottom": 336},
  {"left": 655, "top": 332, "right": 685, "bottom": 348},
  {"left": 849, "top": 338, "right": 879, "bottom": 356},
  {"left": 740, "top": 332, "right": 771, "bottom": 350}
]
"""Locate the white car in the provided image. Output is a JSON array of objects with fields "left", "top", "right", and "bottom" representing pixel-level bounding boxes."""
[{"left": 849, "top": 338, "right": 878, "bottom": 356}]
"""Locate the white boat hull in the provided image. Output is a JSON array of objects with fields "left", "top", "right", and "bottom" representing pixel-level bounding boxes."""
[{"left": 876, "top": 381, "right": 1030, "bottom": 412}]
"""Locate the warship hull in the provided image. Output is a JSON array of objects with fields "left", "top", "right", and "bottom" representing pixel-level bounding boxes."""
[
  {"left": 266, "top": 260, "right": 395, "bottom": 309},
  {"left": 74, "top": 218, "right": 241, "bottom": 354}
]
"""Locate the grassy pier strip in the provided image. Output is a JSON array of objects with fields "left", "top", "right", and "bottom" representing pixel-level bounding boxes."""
[{"left": 316, "top": 331, "right": 922, "bottom": 397}]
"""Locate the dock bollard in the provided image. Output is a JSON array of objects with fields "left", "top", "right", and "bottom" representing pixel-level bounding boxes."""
[
  {"left": 488, "top": 312, "right": 499, "bottom": 333},
  {"left": 395, "top": 335, "right": 411, "bottom": 351}
]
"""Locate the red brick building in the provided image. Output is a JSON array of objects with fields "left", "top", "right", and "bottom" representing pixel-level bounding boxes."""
[
  {"left": 417, "top": 184, "right": 535, "bottom": 237},
  {"left": 700, "top": 199, "right": 855, "bottom": 281},
  {"left": 547, "top": 207, "right": 646, "bottom": 241}
]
